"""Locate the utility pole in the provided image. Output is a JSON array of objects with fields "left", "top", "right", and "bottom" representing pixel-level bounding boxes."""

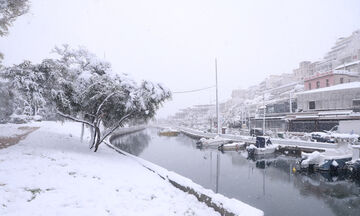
[
  {"left": 248, "top": 110, "right": 251, "bottom": 131},
  {"left": 215, "top": 58, "right": 220, "bottom": 135},
  {"left": 263, "top": 94, "right": 266, "bottom": 136},
  {"left": 289, "top": 92, "right": 292, "bottom": 113}
]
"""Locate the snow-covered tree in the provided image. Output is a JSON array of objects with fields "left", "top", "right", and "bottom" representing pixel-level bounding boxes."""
[
  {"left": 0, "top": 0, "right": 29, "bottom": 36},
  {"left": 0, "top": 0, "right": 29, "bottom": 63},
  {"left": 35, "top": 57, "right": 76, "bottom": 119},
  {"left": 2, "top": 60, "right": 46, "bottom": 116},
  {"left": 0, "top": 79, "right": 14, "bottom": 122},
  {"left": 1, "top": 45, "right": 171, "bottom": 149},
  {"left": 49, "top": 46, "right": 171, "bottom": 152}
]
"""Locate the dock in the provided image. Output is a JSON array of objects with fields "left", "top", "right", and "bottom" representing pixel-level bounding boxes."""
[{"left": 178, "top": 126, "right": 334, "bottom": 154}]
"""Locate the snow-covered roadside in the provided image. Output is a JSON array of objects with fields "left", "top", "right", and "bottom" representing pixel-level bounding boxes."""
[{"left": 0, "top": 121, "right": 223, "bottom": 216}]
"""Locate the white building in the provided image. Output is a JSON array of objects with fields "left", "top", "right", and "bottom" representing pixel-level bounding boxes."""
[
  {"left": 296, "top": 82, "right": 360, "bottom": 112},
  {"left": 317, "top": 29, "right": 360, "bottom": 74}
]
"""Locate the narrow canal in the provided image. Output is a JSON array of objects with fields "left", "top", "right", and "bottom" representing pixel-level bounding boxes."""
[{"left": 111, "top": 128, "right": 360, "bottom": 216}]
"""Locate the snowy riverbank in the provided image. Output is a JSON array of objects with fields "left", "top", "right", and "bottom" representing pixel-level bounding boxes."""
[{"left": 0, "top": 121, "right": 262, "bottom": 216}]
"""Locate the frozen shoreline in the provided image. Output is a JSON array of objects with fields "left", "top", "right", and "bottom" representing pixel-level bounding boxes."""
[{"left": 0, "top": 121, "right": 262, "bottom": 216}]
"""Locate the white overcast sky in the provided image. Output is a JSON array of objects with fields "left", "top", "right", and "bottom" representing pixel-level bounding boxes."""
[{"left": 1, "top": 0, "right": 360, "bottom": 117}]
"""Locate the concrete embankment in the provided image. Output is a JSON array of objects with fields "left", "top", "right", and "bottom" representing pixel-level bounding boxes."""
[
  {"left": 107, "top": 127, "right": 263, "bottom": 216},
  {"left": 109, "top": 126, "right": 147, "bottom": 143},
  {"left": 177, "top": 126, "right": 334, "bottom": 153}
]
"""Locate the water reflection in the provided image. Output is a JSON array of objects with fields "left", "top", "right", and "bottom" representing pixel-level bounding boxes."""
[
  {"left": 112, "top": 128, "right": 360, "bottom": 216},
  {"left": 111, "top": 131, "right": 151, "bottom": 156},
  {"left": 292, "top": 173, "right": 360, "bottom": 216},
  {"left": 216, "top": 152, "right": 220, "bottom": 193}
]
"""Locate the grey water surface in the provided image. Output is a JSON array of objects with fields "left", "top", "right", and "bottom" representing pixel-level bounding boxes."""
[{"left": 112, "top": 128, "right": 360, "bottom": 216}]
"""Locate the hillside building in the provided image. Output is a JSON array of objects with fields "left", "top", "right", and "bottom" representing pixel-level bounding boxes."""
[{"left": 304, "top": 70, "right": 359, "bottom": 90}]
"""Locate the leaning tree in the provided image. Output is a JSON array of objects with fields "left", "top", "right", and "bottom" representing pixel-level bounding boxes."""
[{"left": 49, "top": 45, "right": 171, "bottom": 152}]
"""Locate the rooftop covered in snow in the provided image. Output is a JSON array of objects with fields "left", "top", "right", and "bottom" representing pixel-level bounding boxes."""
[
  {"left": 296, "top": 82, "right": 360, "bottom": 95},
  {"left": 335, "top": 60, "right": 360, "bottom": 70}
]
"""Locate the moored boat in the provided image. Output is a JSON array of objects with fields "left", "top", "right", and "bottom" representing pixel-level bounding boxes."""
[
  {"left": 218, "top": 142, "right": 246, "bottom": 151},
  {"left": 158, "top": 128, "right": 180, "bottom": 136},
  {"left": 346, "top": 160, "right": 360, "bottom": 179},
  {"left": 196, "top": 136, "right": 231, "bottom": 148},
  {"left": 299, "top": 143, "right": 354, "bottom": 171},
  {"left": 247, "top": 136, "right": 277, "bottom": 156}
]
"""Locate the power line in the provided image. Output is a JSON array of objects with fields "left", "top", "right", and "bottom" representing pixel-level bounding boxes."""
[{"left": 172, "top": 85, "right": 215, "bottom": 94}]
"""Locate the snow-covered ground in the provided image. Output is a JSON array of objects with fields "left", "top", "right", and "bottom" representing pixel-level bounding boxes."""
[
  {"left": 0, "top": 121, "right": 262, "bottom": 216},
  {"left": 0, "top": 121, "right": 219, "bottom": 216},
  {"left": 0, "top": 124, "right": 31, "bottom": 137}
]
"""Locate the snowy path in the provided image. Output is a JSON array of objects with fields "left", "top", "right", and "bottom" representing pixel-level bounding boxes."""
[
  {"left": 0, "top": 122, "right": 222, "bottom": 216},
  {"left": 0, "top": 125, "right": 39, "bottom": 150}
]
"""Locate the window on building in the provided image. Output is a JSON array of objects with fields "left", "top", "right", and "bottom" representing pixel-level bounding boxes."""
[
  {"left": 340, "top": 77, "right": 344, "bottom": 84},
  {"left": 353, "top": 99, "right": 360, "bottom": 112},
  {"left": 308, "top": 83, "right": 311, "bottom": 90},
  {"left": 326, "top": 79, "right": 329, "bottom": 87},
  {"left": 316, "top": 81, "right": 320, "bottom": 88},
  {"left": 353, "top": 99, "right": 360, "bottom": 107},
  {"left": 309, "top": 101, "right": 315, "bottom": 110}
]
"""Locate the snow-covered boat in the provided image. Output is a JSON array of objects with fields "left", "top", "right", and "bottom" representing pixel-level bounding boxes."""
[
  {"left": 246, "top": 136, "right": 277, "bottom": 155},
  {"left": 196, "top": 136, "right": 231, "bottom": 147},
  {"left": 346, "top": 160, "right": 360, "bottom": 179},
  {"left": 299, "top": 143, "right": 353, "bottom": 171},
  {"left": 247, "top": 144, "right": 277, "bottom": 155},
  {"left": 300, "top": 153, "right": 352, "bottom": 172},
  {"left": 218, "top": 142, "right": 245, "bottom": 151},
  {"left": 307, "top": 130, "right": 359, "bottom": 144},
  {"left": 158, "top": 128, "right": 180, "bottom": 136}
]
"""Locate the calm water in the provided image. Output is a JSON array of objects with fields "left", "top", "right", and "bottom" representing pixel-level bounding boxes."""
[{"left": 111, "top": 128, "right": 360, "bottom": 216}]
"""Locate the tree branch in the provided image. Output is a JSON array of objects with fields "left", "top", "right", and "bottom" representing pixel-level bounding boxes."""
[
  {"left": 78, "top": 80, "right": 102, "bottom": 97},
  {"left": 56, "top": 110, "right": 94, "bottom": 128},
  {"left": 84, "top": 113, "right": 96, "bottom": 118},
  {"left": 81, "top": 62, "right": 90, "bottom": 70},
  {"left": 99, "top": 112, "right": 133, "bottom": 144},
  {"left": 96, "top": 92, "right": 116, "bottom": 116}
]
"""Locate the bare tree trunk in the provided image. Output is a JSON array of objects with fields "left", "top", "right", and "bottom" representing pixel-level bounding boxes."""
[
  {"left": 89, "top": 126, "right": 95, "bottom": 148},
  {"left": 56, "top": 110, "right": 132, "bottom": 153},
  {"left": 94, "top": 127, "right": 101, "bottom": 152},
  {"left": 91, "top": 129, "right": 98, "bottom": 149},
  {"left": 80, "top": 123, "right": 84, "bottom": 143}
]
